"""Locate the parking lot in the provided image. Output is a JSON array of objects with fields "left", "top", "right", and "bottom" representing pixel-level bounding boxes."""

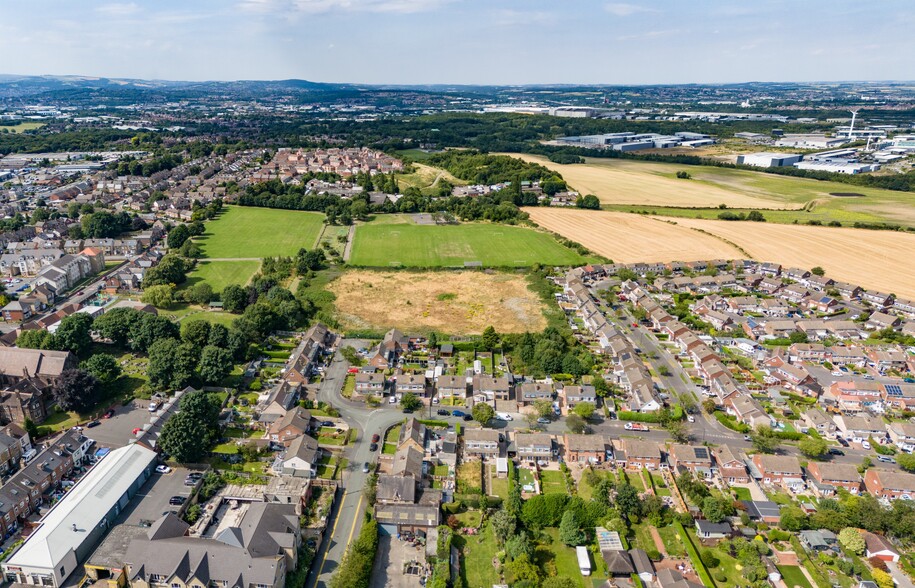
[
  {"left": 117, "top": 466, "right": 200, "bottom": 525},
  {"left": 83, "top": 400, "right": 157, "bottom": 449}
]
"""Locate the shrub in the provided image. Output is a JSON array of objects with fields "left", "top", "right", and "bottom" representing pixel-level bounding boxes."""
[{"left": 700, "top": 549, "right": 719, "bottom": 568}]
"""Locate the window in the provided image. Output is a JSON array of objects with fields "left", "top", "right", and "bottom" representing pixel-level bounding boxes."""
[{"left": 172, "top": 583, "right": 181, "bottom": 588}]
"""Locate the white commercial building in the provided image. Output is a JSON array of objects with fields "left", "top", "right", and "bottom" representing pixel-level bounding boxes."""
[
  {"left": 2, "top": 444, "right": 158, "bottom": 587},
  {"left": 737, "top": 152, "right": 803, "bottom": 168}
]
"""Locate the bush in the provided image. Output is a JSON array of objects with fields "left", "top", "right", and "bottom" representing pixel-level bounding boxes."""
[
  {"left": 700, "top": 549, "right": 719, "bottom": 568},
  {"left": 714, "top": 411, "right": 751, "bottom": 433}
]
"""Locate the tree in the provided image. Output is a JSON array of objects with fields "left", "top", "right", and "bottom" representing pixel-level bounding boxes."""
[
  {"left": 92, "top": 307, "right": 139, "bottom": 346},
  {"left": 141, "top": 284, "right": 175, "bottom": 308},
  {"left": 872, "top": 568, "right": 894, "bottom": 588},
  {"left": 542, "top": 578, "right": 578, "bottom": 588},
  {"left": 81, "top": 353, "right": 122, "bottom": 385},
  {"left": 614, "top": 483, "right": 641, "bottom": 520},
  {"left": 702, "top": 496, "right": 728, "bottom": 523},
  {"left": 788, "top": 330, "right": 809, "bottom": 344},
  {"left": 572, "top": 401, "right": 595, "bottom": 420},
  {"left": 746, "top": 210, "right": 766, "bottom": 222},
  {"left": 666, "top": 419, "right": 691, "bottom": 443},
  {"left": 811, "top": 266, "right": 825, "bottom": 276},
  {"left": 702, "top": 398, "right": 717, "bottom": 414},
  {"left": 147, "top": 338, "right": 198, "bottom": 390},
  {"left": 400, "top": 393, "right": 422, "bottom": 412},
  {"left": 472, "top": 402, "right": 495, "bottom": 425},
  {"left": 54, "top": 312, "right": 94, "bottom": 356},
  {"left": 181, "top": 320, "right": 211, "bottom": 348},
  {"left": 198, "top": 345, "right": 233, "bottom": 383},
  {"left": 167, "top": 224, "right": 191, "bottom": 249},
  {"left": 16, "top": 329, "right": 56, "bottom": 350},
  {"left": 898, "top": 453, "right": 915, "bottom": 472},
  {"left": 750, "top": 425, "right": 780, "bottom": 454},
  {"left": 52, "top": 369, "right": 99, "bottom": 413},
  {"left": 221, "top": 284, "right": 248, "bottom": 313},
  {"left": 490, "top": 508, "right": 516, "bottom": 544},
  {"left": 505, "top": 553, "right": 540, "bottom": 584},
  {"left": 559, "top": 510, "right": 587, "bottom": 546},
  {"left": 566, "top": 414, "right": 587, "bottom": 434},
  {"left": 575, "top": 194, "right": 601, "bottom": 209},
  {"left": 533, "top": 399, "right": 553, "bottom": 418},
  {"left": 481, "top": 325, "right": 500, "bottom": 351},
  {"left": 799, "top": 436, "right": 829, "bottom": 460},
  {"left": 143, "top": 254, "right": 190, "bottom": 286},
  {"left": 186, "top": 282, "right": 214, "bottom": 306},
  {"left": 838, "top": 527, "right": 864, "bottom": 555},
  {"left": 158, "top": 410, "right": 210, "bottom": 462},
  {"left": 779, "top": 505, "right": 808, "bottom": 532}
]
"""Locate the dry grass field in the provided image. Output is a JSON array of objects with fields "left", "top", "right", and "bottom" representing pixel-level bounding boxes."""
[
  {"left": 525, "top": 208, "right": 742, "bottom": 263},
  {"left": 671, "top": 218, "right": 915, "bottom": 299},
  {"left": 327, "top": 270, "right": 547, "bottom": 335},
  {"left": 507, "top": 153, "right": 789, "bottom": 208}
]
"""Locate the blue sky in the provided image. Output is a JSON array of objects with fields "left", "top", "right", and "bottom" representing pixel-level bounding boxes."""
[{"left": 1, "top": 0, "right": 912, "bottom": 84}]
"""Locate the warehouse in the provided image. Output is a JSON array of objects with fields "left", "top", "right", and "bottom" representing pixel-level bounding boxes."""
[
  {"left": 737, "top": 152, "right": 803, "bottom": 168},
  {"left": 2, "top": 444, "right": 158, "bottom": 588}
]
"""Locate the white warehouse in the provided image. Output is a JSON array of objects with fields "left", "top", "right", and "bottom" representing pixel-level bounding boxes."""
[{"left": 736, "top": 152, "right": 803, "bottom": 168}]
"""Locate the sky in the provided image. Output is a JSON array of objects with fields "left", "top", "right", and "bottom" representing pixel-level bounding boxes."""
[{"left": 0, "top": 0, "right": 913, "bottom": 85}]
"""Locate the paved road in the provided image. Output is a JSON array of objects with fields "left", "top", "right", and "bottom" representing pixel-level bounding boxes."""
[{"left": 307, "top": 350, "right": 406, "bottom": 588}]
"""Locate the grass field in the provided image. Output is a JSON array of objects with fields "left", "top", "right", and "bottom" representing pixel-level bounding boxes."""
[
  {"left": 328, "top": 270, "right": 547, "bottom": 334},
  {"left": 777, "top": 565, "right": 814, "bottom": 588},
  {"left": 195, "top": 206, "right": 324, "bottom": 258},
  {"left": 0, "top": 122, "right": 46, "bottom": 133},
  {"left": 349, "top": 215, "right": 594, "bottom": 267},
  {"left": 396, "top": 162, "right": 466, "bottom": 195},
  {"left": 184, "top": 260, "right": 261, "bottom": 293},
  {"left": 508, "top": 153, "right": 915, "bottom": 226},
  {"left": 539, "top": 470, "right": 568, "bottom": 494},
  {"left": 535, "top": 528, "right": 597, "bottom": 587},
  {"left": 526, "top": 207, "right": 742, "bottom": 263},
  {"left": 455, "top": 523, "right": 500, "bottom": 588}
]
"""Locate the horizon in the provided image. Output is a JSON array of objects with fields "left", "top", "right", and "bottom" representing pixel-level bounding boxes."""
[{"left": 1, "top": 0, "right": 912, "bottom": 85}]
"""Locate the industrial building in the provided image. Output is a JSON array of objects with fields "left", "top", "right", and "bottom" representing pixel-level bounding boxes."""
[
  {"left": 2, "top": 444, "right": 158, "bottom": 587},
  {"left": 736, "top": 152, "right": 803, "bottom": 168},
  {"left": 774, "top": 134, "right": 849, "bottom": 149},
  {"left": 556, "top": 131, "right": 715, "bottom": 152}
]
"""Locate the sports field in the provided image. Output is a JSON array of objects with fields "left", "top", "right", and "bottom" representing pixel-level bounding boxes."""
[
  {"left": 194, "top": 206, "right": 324, "bottom": 258},
  {"left": 525, "top": 207, "right": 742, "bottom": 263},
  {"left": 507, "top": 153, "right": 915, "bottom": 226},
  {"left": 329, "top": 270, "right": 547, "bottom": 334},
  {"left": 184, "top": 260, "right": 261, "bottom": 293},
  {"left": 348, "top": 216, "right": 593, "bottom": 267},
  {"left": 0, "top": 122, "right": 46, "bottom": 133}
]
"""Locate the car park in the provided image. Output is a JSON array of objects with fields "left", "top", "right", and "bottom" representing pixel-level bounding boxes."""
[{"left": 156, "top": 465, "right": 171, "bottom": 474}]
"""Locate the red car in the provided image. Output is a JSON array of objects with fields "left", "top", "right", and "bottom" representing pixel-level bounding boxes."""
[
  {"left": 102, "top": 409, "right": 115, "bottom": 419},
  {"left": 371, "top": 433, "right": 380, "bottom": 443}
]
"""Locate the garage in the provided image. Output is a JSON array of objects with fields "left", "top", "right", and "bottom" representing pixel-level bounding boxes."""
[{"left": 378, "top": 524, "right": 398, "bottom": 537}]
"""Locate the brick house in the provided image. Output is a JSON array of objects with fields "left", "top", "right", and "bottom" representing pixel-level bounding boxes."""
[
  {"left": 462, "top": 428, "right": 501, "bottom": 460},
  {"left": 267, "top": 407, "right": 312, "bottom": 446},
  {"left": 563, "top": 434, "right": 610, "bottom": 464},
  {"left": 805, "top": 462, "right": 861, "bottom": 496},
  {"left": 864, "top": 469, "right": 915, "bottom": 501},
  {"left": 668, "top": 444, "right": 713, "bottom": 479},
  {"left": 517, "top": 382, "right": 553, "bottom": 408},
  {"left": 714, "top": 446, "right": 750, "bottom": 484},
  {"left": 436, "top": 375, "right": 467, "bottom": 401},
  {"left": 618, "top": 439, "right": 663, "bottom": 471},
  {"left": 752, "top": 454, "right": 803, "bottom": 491},
  {"left": 514, "top": 432, "right": 553, "bottom": 463},
  {"left": 354, "top": 372, "right": 385, "bottom": 397}
]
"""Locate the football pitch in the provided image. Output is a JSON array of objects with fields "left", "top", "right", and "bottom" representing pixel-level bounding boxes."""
[
  {"left": 194, "top": 206, "right": 324, "bottom": 258},
  {"left": 348, "top": 220, "right": 594, "bottom": 267}
]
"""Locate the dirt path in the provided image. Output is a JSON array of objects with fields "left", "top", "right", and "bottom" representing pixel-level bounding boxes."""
[
  {"left": 342, "top": 225, "right": 356, "bottom": 261},
  {"left": 649, "top": 526, "right": 667, "bottom": 556}
]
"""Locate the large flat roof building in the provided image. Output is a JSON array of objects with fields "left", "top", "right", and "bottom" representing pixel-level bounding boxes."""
[{"left": 2, "top": 444, "right": 157, "bottom": 587}]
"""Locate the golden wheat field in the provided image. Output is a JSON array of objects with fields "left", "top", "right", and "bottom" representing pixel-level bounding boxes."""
[
  {"left": 671, "top": 218, "right": 915, "bottom": 299},
  {"left": 507, "top": 153, "right": 790, "bottom": 208},
  {"left": 327, "top": 270, "right": 548, "bottom": 335},
  {"left": 525, "top": 208, "right": 742, "bottom": 263}
]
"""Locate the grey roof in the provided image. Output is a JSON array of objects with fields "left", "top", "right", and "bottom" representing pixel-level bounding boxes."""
[
  {"left": 629, "top": 548, "right": 655, "bottom": 575},
  {"left": 148, "top": 513, "right": 190, "bottom": 540},
  {"left": 392, "top": 445, "right": 424, "bottom": 479},
  {"left": 601, "top": 550, "right": 634, "bottom": 575},
  {"left": 376, "top": 474, "right": 416, "bottom": 503},
  {"left": 741, "top": 500, "right": 781, "bottom": 520},
  {"left": 286, "top": 434, "right": 320, "bottom": 465},
  {"left": 695, "top": 520, "right": 733, "bottom": 535}
]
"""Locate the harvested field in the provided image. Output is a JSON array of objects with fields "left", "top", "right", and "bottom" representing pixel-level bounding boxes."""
[
  {"left": 328, "top": 270, "right": 548, "bottom": 335},
  {"left": 525, "top": 208, "right": 742, "bottom": 263},
  {"left": 671, "top": 217, "right": 915, "bottom": 300}
]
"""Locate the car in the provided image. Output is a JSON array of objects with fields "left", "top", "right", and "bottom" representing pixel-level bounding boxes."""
[
  {"left": 452, "top": 410, "right": 466, "bottom": 417},
  {"left": 155, "top": 465, "right": 171, "bottom": 474},
  {"left": 132, "top": 427, "right": 142, "bottom": 435},
  {"left": 862, "top": 441, "right": 872, "bottom": 450},
  {"left": 161, "top": 510, "right": 179, "bottom": 517},
  {"left": 624, "top": 422, "right": 649, "bottom": 432},
  {"left": 827, "top": 448, "right": 845, "bottom": 456},
  {"left": 687, "top": 415, "right": 695, "bottom": 423},
  {"left": 185, "top": 472, "right": 204, "bottom": 482},
  {"left": 240, "top": 398, "right": 249, "bottom": 406},
  {"left": 496, "top": 412, "right": 513, "bottom": 421},
  {"left": 389, "top": 396, "right": 397, "bottom": 404},
  {"left": 148, "top": 402, "right": 158, "bottom": 412},
  {"left": 362, "top": 462, "right": 371, "bottom": 473},
  {"left": 371, "top": 433, "right": 380, "bottom": 443},
  {"left": 370, "top": 442, "right": 378, "bottom": 451},
  {"left": 403, "top": 408, "right": 414, "bottom": 414},
  {"left": 436, "top": 409, "right": 450, "bottom": 416},
  {"left": 877, "top": 455, "right": 896, "bottom": 464},
  {"left": 462, "top": 414, "right": 473, "bottom": 421},
  {"left": 86, "top": 420, "right": 101, "bottom": 428},
  {"left": 432, "top": 397, "right": 439, "bottom": 404},
  {"left": 837, "top": 437, "right": 850, "bottom": 447},
  {"left": 77, "top": 290, "right": 84, "bottom": 295},
  {"left": 537, "top": 417, "right": 551, "bottom": 424},
  {"left": 169, "top": 496, "right": 186, "bottom": 506},
  {"left": 743, "top": 435, "right": 752, "bottom": 441},
  {"left": 320, "top": 421, "right": 334, "bottom": 427},
  {"left": 102, "top": 409, "right": 115, "bottom": 419}
]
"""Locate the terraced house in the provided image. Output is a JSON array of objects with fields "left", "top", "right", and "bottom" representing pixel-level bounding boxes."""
[
  {"left": 806, "top": 461, "right": 862, "bottom": 496},
  {"left": 435, "top": 375, "right": 467, "bottom": 402},
  {"left": 462, "top": 428, "right": 501, "bottom": 460},
  {"left": 513, "top": 432, "right": 553, "bottom": 463}
]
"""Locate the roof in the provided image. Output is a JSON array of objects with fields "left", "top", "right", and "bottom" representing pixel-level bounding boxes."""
[
  {"left": 695, "top": 520, "right": 732, "bottom": 535},
  {"left": 376, "top": 474, "right": 416, "bottom": 503},
  {"left": 285, "top": 434, "right": 320, "bottom": 465},
  {"left": 741, "top": 500, "right": 781, "bottom": 520},
  {"left": 629, "top": 548, "right": 654, "bottom": 575},
  {"left": 0, "top": 347, "right": 73, "bottom": 380},
  {"left": 392, "top": 445, "right": 424, "bottom": 478},
  {"left": 754, "top": 454, "right": 802, "bottom": 475},
  {"left": 601, "top": 550, "right": 634, "bottom": 574},
  {"left": 5, "top": 444, "right": 157, "bottom": 571},
  {"left": 864, "top": 532, "right": 898, "bottom": 555}
]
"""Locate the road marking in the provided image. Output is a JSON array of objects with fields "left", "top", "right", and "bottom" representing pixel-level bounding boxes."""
[
  {"left": 315, "top": 490, "right": 346, "bottom": 579},
  {"left": 315, "top": 483, "right": 366, "bottom": 583}
]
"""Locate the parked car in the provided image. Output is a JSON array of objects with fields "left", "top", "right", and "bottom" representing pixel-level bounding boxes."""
[
  {"left": 86, "top": 420, "right": 101, "bottom": 428},
  {"left": 452, "top": 410, "right": 466, "bottom": 417},
  {"left": 371, "top": 433, "right": 380, "bottom": 443},
  {"left": 186, "top": 472, "right": 204, "bottom": 481},
  {"left": 862, "top": 440, "right": 872, "bottom": 450},
  {"left": 362, "top": 462, "right": 371, "bottom": 473},
  {"left": 169, "top": 496, "right": 186, "bottom": 506},
  {"left": 148, "top": 402, "right": 158, "bottom": 412},
  {"left": 389, "top": 396, "right": 397, "bottom": 404},
  {"left": 827, "top": 448, "right": 845, "bottom": 456},
  {"left": 496, "top": 412, "right": 513, "bottom": 421},
  {"left": 687, "top": 415, "right": 695, "bottom": 423},
  {"left": 537, "top": 417, "right": 551, "bottom": 424},
  {"left": 436, "top": 409, "right": 450, "bottom": 416},
  {"left": 155, "top": 465, "right": 171, "bottom": 474},
  {"left": 743, "top": 435, "right": 752, "bottom": 441},
  {"left": 432, "top": 397, "right": 439, "bottom": 404},
  {"left": 102, "top": 409, "right": 115, "bottom": 419},
  {"left": 462, "top": 414, "right": 473, "bottom": 421},
  {"left": 403, "top": 408, "right": 414, "bottom": 414},
  {"left": 624, "top": 423, "right": 649, "bottom": 432},
  {"left": 837, "top": 437, "right": 850, "bottom": 447},
  {"left": 877, "top": 455, "right": 896, "bottom": 464},
  {"left": 370, "top": 442, "right": 378, "bottom": 451}
]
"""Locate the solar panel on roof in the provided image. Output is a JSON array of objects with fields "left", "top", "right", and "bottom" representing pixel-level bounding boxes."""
[
  {"left": 694, "top": 447, "right": 709, "bottom": 459},
  {"left": 886, "top": 385, "right": 903, "bottom": 397}
]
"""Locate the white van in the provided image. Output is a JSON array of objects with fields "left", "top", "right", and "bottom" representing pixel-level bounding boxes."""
[{"left": 496, "top": 412, "right": 513, "bottom": 421}]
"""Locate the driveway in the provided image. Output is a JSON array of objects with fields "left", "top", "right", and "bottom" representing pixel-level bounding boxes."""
[
  {"left": 369, "top": 535, "right": 425, "bottom": 588},
  {"left": 888, "top": 562, "right": 915, "bottom": 588}
]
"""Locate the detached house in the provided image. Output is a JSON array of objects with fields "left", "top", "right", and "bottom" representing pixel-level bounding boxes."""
[
  {"left": 280, "top": 434, "right": 321, "bottom": 478},
  {"left": 514, "top": 432, "right": 553, "bottom": 463},
  {"left": 517, "top": 382, "right": 553, "bottom": 409}
]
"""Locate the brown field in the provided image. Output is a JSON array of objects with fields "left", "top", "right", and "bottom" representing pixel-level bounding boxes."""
[
  {"left": 670, "top": 218, "right": 915, "bottom": 299},
  {"left": 525, "top": 208, "right": 742, "bottom": 263},
  {"left": 506, "top": 153, "right": 789, "bottom": 208},
  {"left": 328, "top": 270, "right": 547, "bottom": 335}
]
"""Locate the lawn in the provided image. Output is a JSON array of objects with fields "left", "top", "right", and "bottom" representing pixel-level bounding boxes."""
[
  {"left": 656, "top": 525, "right": 687, "bottom": 558},
  {"left": 539, "top": 470, "right": 568, "bottom": 494},
  {"left": 0, "top": 121, "right": 45, "bottom": 133},
  {"left": 184, "top": 260, "right": 262, "bottom": 293},
  {"left": 535, "top": 528, "right": 595, "bottom": 587},
  {"left": 457, "top": 462, "right": 483, "bottom": 493},
  {"left": 732, "top": 487, "right": 752, "bottom": 501},
  {"left": 349, "top": 217, "right": 594, "bottom": 267},
  {"left": 518, "top": 467, "right": 536, "bottom": 490},
  {"left": 488, "top": 468, "right": 509, "bottom": 499},
  {"left": 631, "top": 523, "right": 657, "bottom": 553},
  {"left": 195, "top": 206, "right": 324, "bottom": 258},
  {"left": 778, "top": 565, "right": 814, "bottom": 588},
  {"left": 455, "top": 523, "right": 500, "bottom": 588},
  {"left": 454, "top": 510, "right": 482, "bottom": 527}
]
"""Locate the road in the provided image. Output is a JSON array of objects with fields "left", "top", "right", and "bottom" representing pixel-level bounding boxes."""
[{"left": 307, "top": 348, "right": 406, "bottom": 588}]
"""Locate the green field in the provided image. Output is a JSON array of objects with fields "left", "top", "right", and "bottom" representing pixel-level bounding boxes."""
[
  {"left": 185, "top": 260, "right": 261, "bottom": 293},
  {"left": 194, "top": 206, "right": 324, "bottom": 258},
  {"left": 777, "top": 565, "right": 814, "bottom": 588},
  {"left": 349, "top": 216, "right": 594, "bottom": 267},
  {"left": 0, "top": 122, "right": 46, "bottom": 133}
]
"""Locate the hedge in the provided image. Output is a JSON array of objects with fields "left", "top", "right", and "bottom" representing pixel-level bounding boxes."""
[
  {"left": 774, "top": 430, "right": 803, "bottom": 441},
  {"left": 418, "top": 419, "right": 449, "bottom": 428},
  {"left": 618, "top": 405, "right": 683, "bottom": 424},
  {"left": 714, "top": 412, "right": 750, "bottom": 434},
  {"left": 675, "top": 521, "right": 715, "bottom": 587}
]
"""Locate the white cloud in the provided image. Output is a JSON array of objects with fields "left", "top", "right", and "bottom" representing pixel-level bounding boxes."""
[
  {"left": 95, "top": 2, "right": 141, "bottom": 16},
  {"left": 490, "top": 9, "right": 555, "bottom": 27},
  {"left": 604, "top": 3, "right": 659, "bottom": 17},
  {"left": 238, "top": 0, "right": 450, "bottom": 15}
]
